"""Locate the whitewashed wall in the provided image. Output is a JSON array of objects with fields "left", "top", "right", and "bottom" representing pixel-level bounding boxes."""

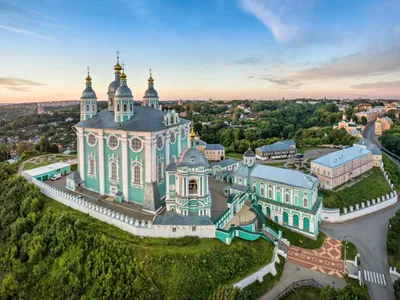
[
  {"left": 321, "top": 192, "right": 397, "bottom": 223},
  {"left": 234, "top": 244, "right": 282, "bottom": 289},
  {"left": 24, "top": 174, "right": 216, "bottom": 238}
]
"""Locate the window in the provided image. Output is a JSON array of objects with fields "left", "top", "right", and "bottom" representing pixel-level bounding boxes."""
[
  {"left": 181, "top": 128, "right": 186, "bottom": 139},
  {"left": 88, "top": 156, "right": 96, "bottom": 176},
  {"left": 92, "top": 104, "right": 95, "bottom": 112},
  {"left": 86, "top": 104, "right": 89, "bottom": 111},
  {"left": 303, "top": 195, "right": 308, "bottom": 207},
  {"left": 110, "top": 161, "right": 118, "bottom": 180},
  {"left": 192, "top": 226, "right": 196, "bottom": 232},
  {"left": 87, "top": 133, "right": 97, "bottom": 147},
  {"left": 130, "top": 137, "right": 143, "bottom": 152},
  {"left": 189, "top": 179, "right": 198, "bottom": 195},
  {"left": 268, "top": 189, "right": 272, "bottom": 198},
  {"left": 157, "top": 159, "right": 164, "bottom": 181},
  {"left": 260, "top": 187, "right": 264, "bottom": 196},
  {"left": 252, "top": 185, "right": 256, "bottom": 193},
  {"left": 130, "top": 103, "right": 133, "bottom": 111},
  {"left": 157, "top": 135, "right": 164, "bottom": 150},
  {"left": 123, "top": 104, "right": 127, "bottom": 112},
  {"left": 170, "top": 115, "right": 174, "bottom": 124},
  {"left": 285, "top": 193, "right": 290, "bottom": 203},
  {"left": 133, "top": 165, "right": 141, "bottom": 184},
  {"left": 172, "top": 227, "right": 177, "bottom": 232},
  {"left": 170, "top": 132, "right": 176, "bottom": 144},
  {"left": 116, "top": 104, "right": 120, "bottom": 111},
  {"left": 107, "top": 135, "right": 119, "bottom": 150},
  {"left": 170, "top": 156, "right": 177, "bottom": 163}
]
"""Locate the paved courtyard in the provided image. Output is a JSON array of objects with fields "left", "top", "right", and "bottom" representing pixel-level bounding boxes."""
[{"left": 288, "top": 237, "right": 345, "bottom": 278}]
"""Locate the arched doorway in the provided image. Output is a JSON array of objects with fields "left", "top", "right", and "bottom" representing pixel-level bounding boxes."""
[
  {"left": 283, "top": 212, "right": 289, "bottom": 225},
  {"left": 274, "top": 216, "right": 279, "bottom": 223},
  {"left": 276, "top": 189, "right": 281, "bottom": 202},
  {"left": 293, "top": 214, "right": 299, "bottom": 228},
  {"left": 303, "top": 217, "right": 310, "bottom": 231},
  {"left": 188, "top": 179, "right": 198, "bottom": 195},
  {"left": 266, "top": 207, "right": 271, "bottom": 218}
]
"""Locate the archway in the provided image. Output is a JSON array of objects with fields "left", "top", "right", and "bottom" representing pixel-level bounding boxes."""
[
  {"left": 274, "top": 216, "right": 279, "bottom": 223},
  {"left": 283, "top": 212, "right": 289, "bottom": 225},
  {"left": 189, "top": 179, "right": 198, "bottom": 195},
  {"left": 303, "top": 217, "right": 310, "bottom": 231},
  {"left": 266, "top": 207, "right": 271, "bottom": 218},
  {"left": 293, "top": 214, "right": 299, "bottom": 228}
]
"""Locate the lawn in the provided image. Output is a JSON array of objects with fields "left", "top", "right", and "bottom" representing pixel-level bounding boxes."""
[
  {"left": 43, "top": 195, "right": 276, "bottom": 298},
  {"left": 321, "top": 168, "right": 392, "bottom": 211},
  {"left": 23, "top": 155, "right": 77, "bottom": 171},
  {"left": 266, "top": 162, "right": 286, "bottom": 167},
  {"left": 388, "top": 210, "right": 400, "bottom": 270},
  {"left": 282, "top": 286, "right": 321, "bottom": 300},
  {"left": 382, "top": 153, "right": 400, "bottom": 191},
  {"left": 226, "top": 152, "right": 244, "bottom": 160},
  {"left": 297, "top": 147, "right": 314, "bottom": 154},
  {"left": 341, "top": 240, "right": 358, "bottom": 262},
  {"left": 266, "top": 219, "right": 326, "bottom": 249}
]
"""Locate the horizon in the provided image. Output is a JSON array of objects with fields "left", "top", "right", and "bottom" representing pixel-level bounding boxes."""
[{"left": 0, "top": 0, "right": 399, "bottom": 103}]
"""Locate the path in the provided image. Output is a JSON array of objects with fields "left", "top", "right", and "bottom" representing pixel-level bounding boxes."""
[
  {"left": 288, "top": 237, "right": 345, "bottom": 278},
  {"left": 260, "top": 261, "right": 346, "bottom": 300}
]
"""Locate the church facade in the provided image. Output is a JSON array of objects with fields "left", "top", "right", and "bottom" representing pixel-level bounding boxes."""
[{"left": 71, "top": 55, "right": 191, "bottom": 213}]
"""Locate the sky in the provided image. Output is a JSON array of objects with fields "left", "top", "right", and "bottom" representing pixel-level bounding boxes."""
[{"left": 0, "top": 0, "right": 399, "bottom": 103}]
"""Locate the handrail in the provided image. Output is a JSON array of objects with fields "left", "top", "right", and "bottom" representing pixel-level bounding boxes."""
[{"left": 272, "top": 279, "right": 323, "bottom": 300}]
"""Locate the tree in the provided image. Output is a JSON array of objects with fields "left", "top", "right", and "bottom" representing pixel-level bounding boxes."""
[
  {"left": 361, "top": 116, "right": 368, "bottom": 125},
  {"left": 17, "top": 141, "right": 29, "bottom": 156},
  {"left": 0, "top": 143, "right": 8, "bottom": 162},
  {"left": 394, "top": 279, "right": 400, "bottom": 300},
  {"left": 320, "top": 285, "right": 338, "bottom": 300}
]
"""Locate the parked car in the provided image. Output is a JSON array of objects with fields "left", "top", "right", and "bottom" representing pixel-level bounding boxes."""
[{"left": 51, "top": 173, "right": 62, "bottom": 181}]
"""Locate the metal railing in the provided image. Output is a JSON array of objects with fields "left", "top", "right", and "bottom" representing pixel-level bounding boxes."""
[{"left": 272, "top": 279, "right": 323, "bottom": 300}]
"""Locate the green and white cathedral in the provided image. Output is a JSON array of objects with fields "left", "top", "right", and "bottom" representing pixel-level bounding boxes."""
[{"left": 69, "top": 55, "right": 212, "bottom": 216}]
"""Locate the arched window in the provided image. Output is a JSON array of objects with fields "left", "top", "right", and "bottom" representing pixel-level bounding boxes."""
[
  {"left": 260, "top": 187, "right": 264, "bottom": 196},
  {"left": 189, "top": 179, "right": 198, "bottom": 195},
  {"left": 117, "top": 104, "right": 120, "bottom": 112},
  {"left": 252, "top": 185, "right": 256, "bottom": 193},
  {"left": 170, "top": 156, "right": 176, "bottom": 163},
  {"left": 130, "top": 103, "right": 133, "bottom": 111},
  {"left": 286, "top": 193, "right": 290, "bottom": 203},
  {"left": 123, "top": 104, "right": 127, "bottom": 112},
  {"left": 151, "top": 103, "right": 154, "bottom": 108},
  {"left": 170, "top": 115, "right": 174, "bottom": 124},
  {"left": 86, "top": 104, "right": 89, "bottom": 111},
  {"left": 303, "top": 193, "right": 308, "bottom": 207},
  {"left": 268, "top": 188, "right": 272, "bottom": 199},
  {"left": 110, "top": 161, "right": 118, "bottom": 180},
  {"left": 88, "top": 155, "right": 96, "bottom": 177},
  {"left": 92, "top": 104, "right": 95, "bottom": 112},
  {"left": 157, "top": 159, "right": 164, "bottom": 181},
  {"left": 134, "top": 165, "right": 141, "bottom": 184}
]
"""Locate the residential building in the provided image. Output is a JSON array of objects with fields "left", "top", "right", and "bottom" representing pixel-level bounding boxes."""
[
  {"left": 333, "top": 114, "right": 363, "bottom": 134},
  {"left": 228, "top": 149, "right": 321, "bottom": 239},
  {"left": 355, "top": 103, "right": 372, "bottom": 111},
  {"left": 354, "top": 138, "right": 382, "bottom": 167},
  {"left": 375, "top": 117, "right": 393, "bottom": 136},
  {"left": 356, "top": 110, "right": 378, "bottom": 123},
  {"left": 209, "top": 158, "right": 240, "bottom": 181},
  {"left": 204, "top": 144, "right": 225, "bottom": 162},
  {"left": 311, "top": 146, "right": 373, "bottom": 190},
  {"left": 255, "top": 140, "right": 297, "bottom": 160}
]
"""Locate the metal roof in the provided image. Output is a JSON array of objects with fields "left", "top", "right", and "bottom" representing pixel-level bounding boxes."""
[
  {"left": 235, "top": 163, "right": 317, "bottom": 190},
  {"left": 24, "top": 162, "right": 70, "bottom": 177},
  {"left": 256, "top": 140, "right": 296, "bottom": 153},
  {"left": 75, "top": 107, "right": 190, "bottom": 132},
  {"left": 205, "top": 144, "right": 224, "bottom": 151},
  {"left": 210, "top": 158, "right": 238, "bottom": 168},
  {"left": 176, "top": 147, "right": 209, "bottom": 168},
  {"left": 153, "top": 211, "right": 214, "bottom": 226},
  {"left": 312, "top": 146, "right": 372, "bottom": 168}
]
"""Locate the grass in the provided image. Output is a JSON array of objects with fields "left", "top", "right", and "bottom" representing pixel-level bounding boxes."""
[
  {"left": 382, "top": 153, "right": 400, "bottom": 191},
  {"left": 266, "top": 219, "right": 326, "bottom": 249},
  {"left": 23, "top": 154, "right": 77, "bottom": 171},
  {"left": 267, "top": 162, "right": 286, "bottom": 167},
  {"left": 242, "top": 259, "right": 285, "bottom": 298},
  {"left": 226, "top": 152, "right": 244, "bottom": 160},
  {"left": 344, "top": 275, "right": 370, "bottom": 300},
  {"left": 388, "top": 212, "right": 400, "bottom": 270},
  {"left": 321, "top": 168, "right": 392, "bottom": 211},
  {"left": 341, "top": 240, "right": 358, "bottom": 262},
  {"left": 43, "top": 195, "right": 275, "bottom": 283},
  {"left": 297, "top": 147, "right": 314, "bottom": 154},
  {"left": 282, "top": 286, "right": 321, "bottom": 300}
]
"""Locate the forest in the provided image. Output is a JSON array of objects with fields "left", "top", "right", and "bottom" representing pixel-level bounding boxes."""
[
  {"left": 0, "top": 161, "right": 276, "bottom": 300},
  {"left": 380, "top": 124, "right": 400, "bottom": 157}
]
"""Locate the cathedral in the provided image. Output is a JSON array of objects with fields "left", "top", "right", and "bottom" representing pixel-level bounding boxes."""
[{"left": 69, "top": 54, "right": 212, "bottom": 217}]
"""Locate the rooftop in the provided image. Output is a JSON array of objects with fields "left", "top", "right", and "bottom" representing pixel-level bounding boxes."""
[
  {"left": 256, "top": 140, "right": 296, "bottom": 153},
  {"left": 153, "top": 211, "right": 214, "bottom": 226},
  {"left": 205, "top": 144, "right": 224, "bottom": 151},
  {"left": 210, "top": 158, "right": 238, "bottom": 168},
  {"left": 354, "top": 138, "right": 382, "bottom": 155},
  {"left": 312, "top": 146, "right": 371, "bottom": 168},
  {"left": 235, "top": 163, "right": 317, "bottom": 190},
  {"left": 24, "top": 162, "right": 71, "bottom": 177}
]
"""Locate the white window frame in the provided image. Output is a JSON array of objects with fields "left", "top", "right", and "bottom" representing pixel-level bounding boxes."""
[
  {"left": 130, "top": 159, "right": 143, "bottom": 187},
  {"left": 156, "top": 135, "right": 164, "bottom": 150},
  {"left": 108, "top": 155, "right": 119, "bottom": 182},
  {"left": 129, "top": 136, "right": 144, "bottom": 153},
  {"left": 107, "top": 134, "right": 120, "bottom": 150},
  {"left": 170, "top": 131, "right": 176, "bottom": 144},
  {"left": 86, "top": 132, "right": 97, "bottom": 147},
  {"left": 87, "top": 153, "right": 97, "bottom": 178}
]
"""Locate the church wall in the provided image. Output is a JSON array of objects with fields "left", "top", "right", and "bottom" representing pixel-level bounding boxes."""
[
  {"left": 103, "top": 132, "right": 123, "bottom": 196},
  {"left": 83, "top": 130, "right": 100, "bottom": 193},
  {"left": 155, "top": 132, "right": 167, "bottom": 200},
  {"left": 127, "top": 134, "right": 146, "bottom": 205}
]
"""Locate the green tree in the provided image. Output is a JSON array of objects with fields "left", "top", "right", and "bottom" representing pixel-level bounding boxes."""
[
  {"left": 394, "top": 279, "right": 400, "bottom": 300},
  {"left": 17, "top": 141, "right": 29, "bottom": 156}
]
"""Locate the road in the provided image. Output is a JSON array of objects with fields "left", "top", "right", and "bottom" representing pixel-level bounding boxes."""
[{"left": 321, "top": 202, "right": 400, "bottom": 300}]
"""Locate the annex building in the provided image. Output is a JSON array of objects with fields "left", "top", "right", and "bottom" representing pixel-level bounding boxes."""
[
  {"left": 227, "top": 149, "right": 321, "bottom": 239},
  {"left": 255, "top": 140, "right": 297, "bottom": 160},
  {"left": 311, "top": 146, "right": 373, "bottom": 190},
  {"left": 70, "top": 55, "right": 194, "bottom": 214}
]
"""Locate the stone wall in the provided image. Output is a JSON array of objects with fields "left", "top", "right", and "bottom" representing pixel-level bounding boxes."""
[
  {"left": 234, "top": 244, "right": 281, "bottom": 289},
  {"left": 25, "top": 174, "right": 216, "bottom": 238}
]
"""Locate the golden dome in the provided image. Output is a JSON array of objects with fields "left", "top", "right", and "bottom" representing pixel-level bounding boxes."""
[
  {"left": 85, "top": 67, "right": 92, "bottom": 82},
  {"left": 114, "top": 51, "right": 122, "bottom": 73},
  {"left": 189, "top": 122, "right": 196, "bottom": 140},
  {"left": 148, "top": 75, "right": 154, "bottom": 83},
  {"left": 120, "top": 69, "right": 127, "bottom": 80}
]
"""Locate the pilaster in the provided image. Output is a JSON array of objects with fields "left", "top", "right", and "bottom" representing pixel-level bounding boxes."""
[
  {"left": 121, "top": 134, "right": 129, "bottom": 199},
  {"left": 165, "top": 133, "right": 170, "bottom": 165},
  {"left": 144, "top": 138, "right": 153, "bottom": 183},
  {"left": 98, "top": 131, "right": 105, "bottom": 195},
  {"left": 77, "top": 128, "right": 85, "bottom": 183}
]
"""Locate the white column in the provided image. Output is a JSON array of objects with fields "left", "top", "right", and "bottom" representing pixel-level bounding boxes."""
[
  {"left": 145, "top": 137, "right": 153, "bottom": 183},
  {"left": 177, "top": 128, "right": 182, "bottom": 155},
  {"left": 121, "top": 135, "right": 129, "bottom": 199},
  {"left": 165, "top": 133, "right": 170, "bottom": 165},
  {"left": 152, "top": 138, "right": 157, "bottom": 181},
  {"left": 166, "top": 173, "right": 170, "bottom": 199},
  {"left": 77, "top": 128, "right": 85, "bottom": 183},
  {"left": 98, "top": 131, "right": 105, "bottom": 195}
]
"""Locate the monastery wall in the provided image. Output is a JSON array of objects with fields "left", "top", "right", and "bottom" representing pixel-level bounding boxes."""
[{"left": 24, "top": 174, "right": 216, "bottom": 238}]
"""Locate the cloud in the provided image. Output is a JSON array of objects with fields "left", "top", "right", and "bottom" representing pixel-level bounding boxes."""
[
  {"left": 246, "top": 76, "right": 255, "bottom": 78},
  {"left": 0, "top": 23, "right": 53, "bottom": 40},
  {"left": 231, "top": 57, "right": 260, "bottom": 65},
  {"left": 351, "top": 80, "right": 400, "bottom": 90},
  {"left": 260, "top": 77, "right": 303, "bottom": 89},
  {"left": 239, "top": 0, "right": 311, "bottom": 43},
  {"left": 0, "top": 77, "right": 45, "bottom": 92}
]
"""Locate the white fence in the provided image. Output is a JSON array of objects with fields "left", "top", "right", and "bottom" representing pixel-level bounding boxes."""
[
  {"left": 25, "top": 174, "right": 216, "bottom": 238},
  {"left": 234, "top": 244, "right": 282, "bottom": 289},
  {"left": 321, "top": 163, "right": 398, "bottom": 223}
]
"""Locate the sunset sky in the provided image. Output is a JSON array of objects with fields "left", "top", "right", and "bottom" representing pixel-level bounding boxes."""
[{"left": 0, "top": 0, "right": 399, "bottom": 103}]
